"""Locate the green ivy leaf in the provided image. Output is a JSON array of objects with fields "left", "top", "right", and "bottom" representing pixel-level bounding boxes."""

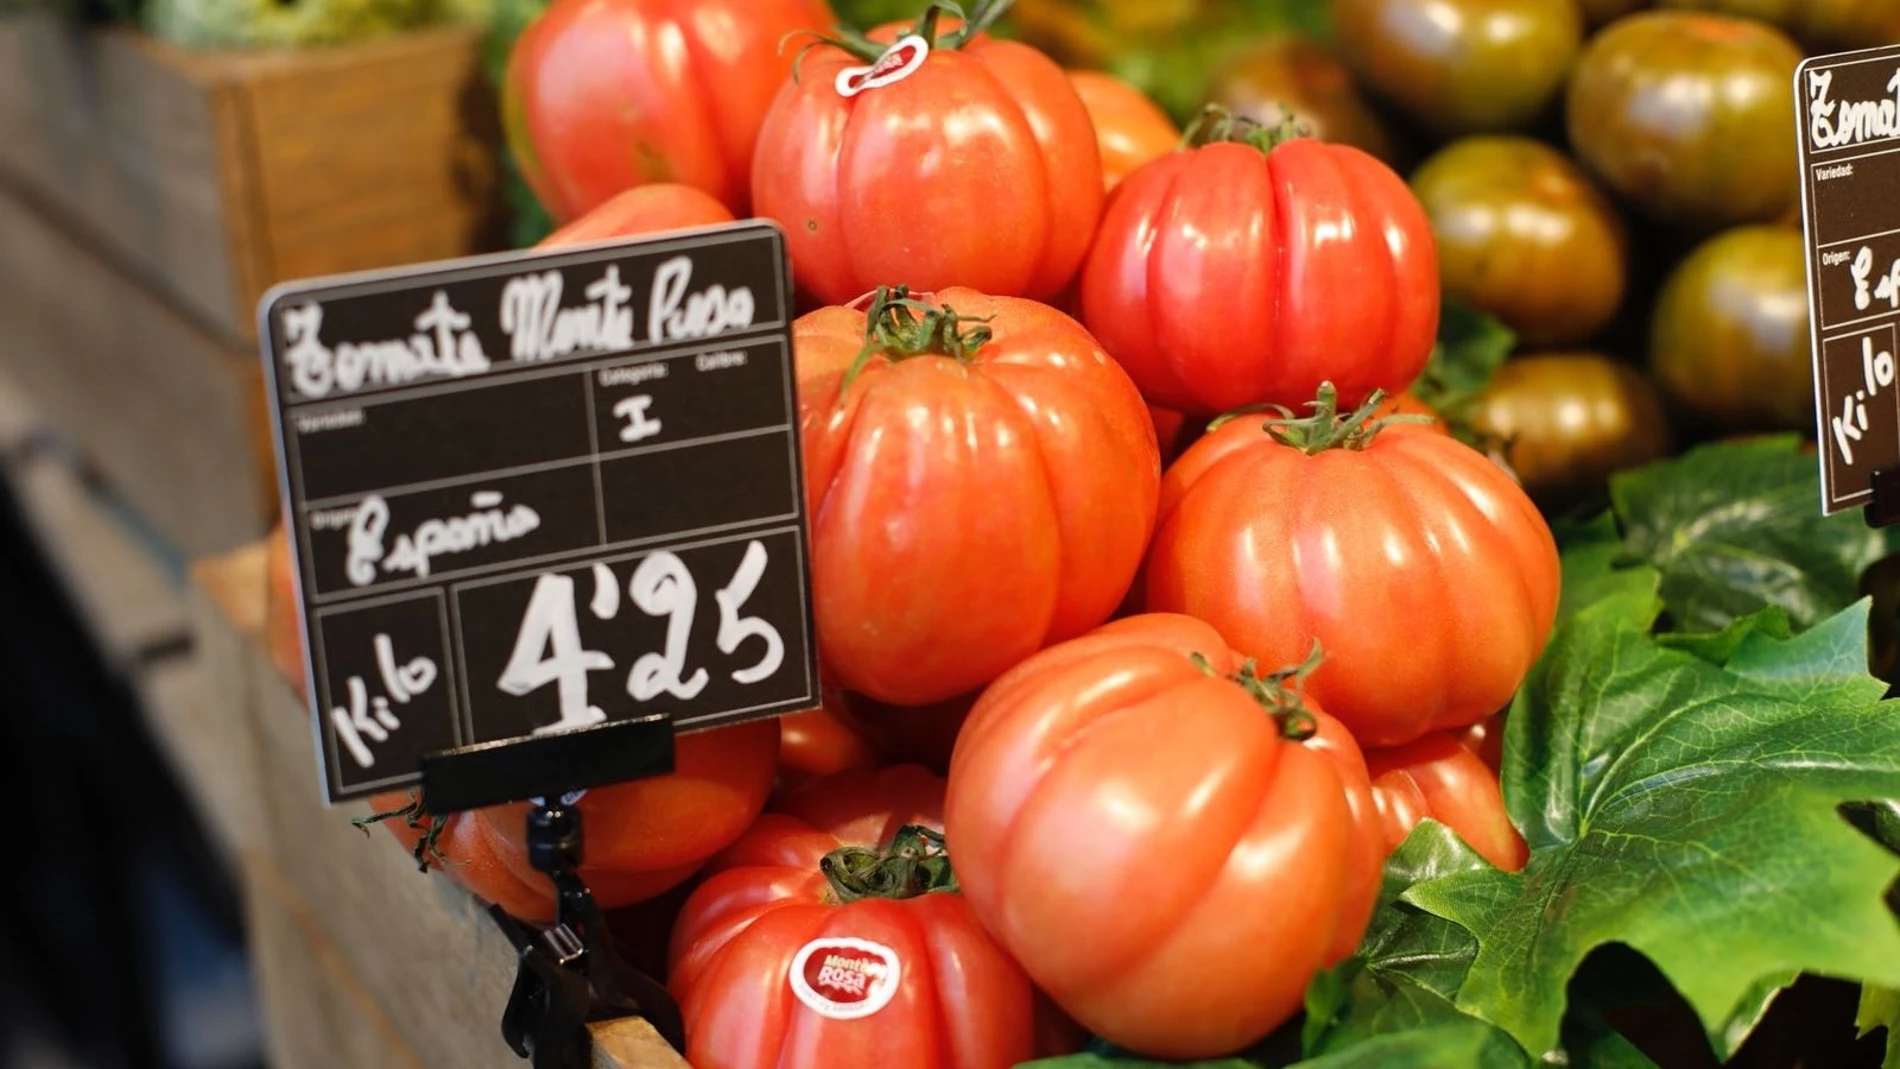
[
  {"left": 1552, "top": 513, "right": 1661, "bottom": 630},
  {"left": 1612, "top": 437, "right": 1899, "bottom": 634},
  {"left": 1858, "top": 985, "right": 1900, "bottom": 1069},
  {"left": 1295, "top": 1024, "right": 1523, "bottom": 1069},
  {"left": 1409, "top": 301, "right": 1515, "bottom": 431},
  {"left": 1015, "top": 1054, "right": 1262, "bottom": 1069},
  {"left": 1403, "top": 594, "right": 1900, "bottom": 1057}
]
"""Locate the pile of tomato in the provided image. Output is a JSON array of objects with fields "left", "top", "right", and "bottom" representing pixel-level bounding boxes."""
[{"left": 256, "top": 0, "right": 1883, "bottom": 1064}]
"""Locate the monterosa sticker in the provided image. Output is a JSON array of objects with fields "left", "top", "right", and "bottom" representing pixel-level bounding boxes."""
[
  {"left": 835, "top": 36, "right": 930, "bottom": 98},
  {"left": 789, "top": 937, "right": 902, "bottom": 1020}
]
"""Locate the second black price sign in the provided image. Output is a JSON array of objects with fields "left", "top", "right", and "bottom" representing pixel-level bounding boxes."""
[{"left": 259, "top": 221, "right": 819, "bottom": 803}]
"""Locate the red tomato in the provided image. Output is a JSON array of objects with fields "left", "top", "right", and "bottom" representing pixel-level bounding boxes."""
[
  {"left": 1458, "top": 711, "right": 1506, "bottom": 774},
  {"left": 1148, "top": 405, "right": 1206, "bottom": 469},
  {"left": 537, "top": 184, "right": 736, "bottom": 248},
  {"left": 795, "top": 287, "right": 1159, "bottom": 706},
  {"left": 1067, "top": 70, "right": 1181, "bottom": 192},
  {"left": 1366, "top": 733, "right": 1528, "bottom": 872},
  {"left": 1145, "top": 387, "right": 1560, "bottom": 749},
  {"left": 776, "top": 697, "right": 881, "bottom": 796},
  {"left": 669, "top": 769, "right": 1053, "bottom": 1069},
  {"left": 837, "top": 690, "right": 978, "bottom": 777},
  {"left": 1079, "top": 117, "right": 1438, "bottom": 417},
  {"left": 476, "top": 719, "right": 780, "bottom": 908},
  {"left": 944, "top": 613, "right": 1380, "bottom": 1058},
  {"left": 751, "top": 11, "right": 1103, "bottom": 305},
  {"left": 363, "top": 793, "right": 557, "bottom": 924},
  {"left": 503, "top": 0, "right": 833, "bottom": 222}
]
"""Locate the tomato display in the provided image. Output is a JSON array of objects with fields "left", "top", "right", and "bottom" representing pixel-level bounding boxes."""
[
  {"left": 1650, "top": 226, "right": 1813, "bottom": 433},
  {"left": 1365, "top": 732, "right": 1529, "bottom": 872},
  {"left": 1067, "top": 70, "right": 1180, "bottom": 192},
  {"left": 1079, "top": 115, "right": 1438, "bottom": 416},
  {"left": 944, "top": 613, "right": 1381, "bottom": 1058},
  {"left": 1412, "top": 137, "right": 1627, "bottom": 348},
  {"left": 1567, "top": 12, "right": 1802, "bottom": 231},
  {"left": 536, "top": 184, "right": 735, "bottom": 248},
  {"left": 751, "top": 5, "right": 1104, "bottom": 305},
  {"left": 502, "top": 0, "right": 833, "bottom": 223},
  {"left": 794, "top": 287, "right": 1159, "bottom": 706},
  {"left": 669, "top": 768, "right": 1053, "bottom": 1069},
  {"left": 1471, "top": 353, "right": 1675, "bottom": 506},
  {"left": 1658, "top": 0, "right": 1900, "bottom": 51},
  {"left": 1206, "top": 36, "right": 1399, "bottom": 166},
  {"left": 1328, "top": 0, "right": 1583, "bottom": 137},
  {"left": 474, "top": 719, "right": 780, "bottom": 908},
  {"left": 1145, "top": 386, "right": 1561, "bottom": 748}
]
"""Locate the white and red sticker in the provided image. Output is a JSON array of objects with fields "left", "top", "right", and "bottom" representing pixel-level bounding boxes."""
[
  {"left": 788, "top": 937, "right": 903, "bottom": 1020},
  {"left": 835, "top": 36, "right": 930, "bottom": 98}
]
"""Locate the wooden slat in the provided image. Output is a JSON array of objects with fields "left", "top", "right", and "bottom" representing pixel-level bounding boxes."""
[
  {"left": 0, "top": 16, "right": 241, "bottom": 340},
  {"left": 0, "top": 18, "right": 503, "bottom": 345},
  {"left": 190, "top": 544, "right": 690, "bottom": 1068},
  {"left": 0, "top": 186, "right": 274, "bottom": 554}
]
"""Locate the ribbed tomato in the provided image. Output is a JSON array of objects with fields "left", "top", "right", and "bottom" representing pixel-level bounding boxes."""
[
  {"left": 1365, "top": 732, "right": 1528, "bottom": 872},
  {"left": 751, "top": 5, "right": 1103, "bottom": 305},
  {"left": 944, "top": 613, "right": 1382, "bottom": 1058},
  {"left": 1144, "top": 386, "right": 1560, "bottom": 748},
  {"left": 795, "top": 287, "right": 1159, "bottom": 706},
  {"left": 1079, "top": 115, "right": 1438, "bottom": 417},
  {"left": 669, "top": 767, "right": 1056, "bottom": 1069},
  {"left": 1067, "top": 70, "right": 1180, "bottom": 192},
  {"left": 537, "top": 184, "right": 736, "bottom": 248},
  {"left": 503, "top": 0, "right": 833, "bottom": 222}
]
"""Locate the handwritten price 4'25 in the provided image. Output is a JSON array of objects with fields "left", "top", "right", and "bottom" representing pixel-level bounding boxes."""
[{"left": 498, "top": 540, "right": 785, "bottom": 735}]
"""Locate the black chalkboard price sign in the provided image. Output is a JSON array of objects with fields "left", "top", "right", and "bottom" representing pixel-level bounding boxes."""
[
  {"left": 1797, "top": 44, "right": 1900, "bottom": 518},
  {"left": 259, "top": 221, "right": 819, "bottom": 805}
]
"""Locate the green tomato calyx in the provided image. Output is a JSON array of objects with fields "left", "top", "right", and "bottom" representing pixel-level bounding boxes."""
[
  {"left": 838, "top": 285, "right": 993, "bottom": 397},
  {"left": 821, "top": 824, "right": 959, "bottom": 903},
  {"left": 1183, "top": 102, "right": 1309, "bottom": 155},
  {"left": 1248, "top": 383, "right": 1436, "bottom": 455},
  {"left": 1192, "top": 643, "right": 1326, "bottom": 742}
]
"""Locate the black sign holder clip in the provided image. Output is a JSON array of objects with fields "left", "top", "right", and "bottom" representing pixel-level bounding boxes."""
[{"left": 418, "top": 713, "right": 687, "bottom": 1069}]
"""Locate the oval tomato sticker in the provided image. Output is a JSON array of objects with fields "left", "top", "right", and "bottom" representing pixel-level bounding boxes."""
[
  {"left": 835, "top": 36, "right": 930, "bottom": 98},
  {"left": 788, "top": 937, "right": 902, "bottom": 1020}
]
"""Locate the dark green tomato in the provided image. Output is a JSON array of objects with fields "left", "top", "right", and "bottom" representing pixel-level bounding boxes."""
[
  {"left": 1412, "top": 136, "right": 1628, "bottom": 347},
  {"left": 1658, "top": 0, "right": 1900, "bottom": 51},
  {"left": 1567, "top": 12, "right": 1802, "bottom": 231},
  {"left": 1328, "top": 0, "right": 1583, "bottom": 137},
  {"left": 1207, "top": 36, "right": 1400, "bottom": 166},
  {"left": 1471, "top": 352, "right": 1676, "bottom": 506},
  {"left": 1650, "top": 226, "right": 1813, "bottom": 433},
  {"left": 1578, "top": 0, "right": 1653, "bottom": 27}
]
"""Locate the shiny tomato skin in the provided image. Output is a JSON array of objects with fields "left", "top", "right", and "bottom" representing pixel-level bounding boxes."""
[
  {"left": 503, "top": 0, "right": 832, "bottom": 223},
  {"left": 1567, "top": 12, "right": 1802, "bottom": 231},
  {"left": 795, "top": 290, "right": 1160, "bottom": 706},
  {"left": 753, "top": 26, "right": 1104, "bottom": 306},
  {"left": 1649, "top": 226, "right": 1812, "bottom": 433},
  {"left": 1457, "top": 712, "right": 1506, "bottom": 774},
  {"left": 944, "top": 613, "right": 1378, "bottom": 1058},
  {"left": 1366, "top": 733, "right": 1528, "bottom": 871},
  {"left": 1081, "top": 138, "right": 1439, "bottom": 417},
  {"left": 1471, "top": 352, "right": 1675, "bottom": 506},
  {"left": 537, "top": 184, "right": 736, "bottom": 248},
  {"left": 477, "top": 719, "right": 780, "bottom": 908},
  {"left": 1329, "top": 0, "right": 1583, "bottom": 136},
  {"left": 1412, "top": 137, "right": 1628, "bottom": 348},
  {"left": 1067, "top": 70, "right": 1180, "bottom": 192},
  {"left": 1145, "top": 418, "right": 1560, "bottom": 748},
  {"left": 668, "top": 768, "right": 1047, "bottom": 1069},
  {"left": 1208, "top": 36, "right": 1401, "bottom": 167}
]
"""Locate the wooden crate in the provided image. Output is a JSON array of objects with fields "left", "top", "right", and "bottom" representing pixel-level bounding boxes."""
[
  {"left": 0, "top": 15, "right": 505, "bottom": 347},
  {"left": 0, "top": 186, "right": 275, "bottom": 555},
  {"left": 191, "top": 545, "right": 689, "bottom": 1069}
]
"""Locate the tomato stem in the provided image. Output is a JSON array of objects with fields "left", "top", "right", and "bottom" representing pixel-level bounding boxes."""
[
  {"left": 787, "top": 0, "right": 1014, "bottom": 72},
  {"left": 1182, "top": 103, "right": 1308, "bottom": 154},
  {"left": 352, "top": 791, "right": 452, "bottom": 873},
  {"left": 1261, "top": 383, "right": 1436, "bottom": 454},
  {"left": 1190, "top": 647, "right": 1326, "bottom": 742},
  {"left": 838, "top": 285, "right": 994, "bottom": 398},
  {"left": 821, "top": 825, "right": 960, "bottom": 903}
]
